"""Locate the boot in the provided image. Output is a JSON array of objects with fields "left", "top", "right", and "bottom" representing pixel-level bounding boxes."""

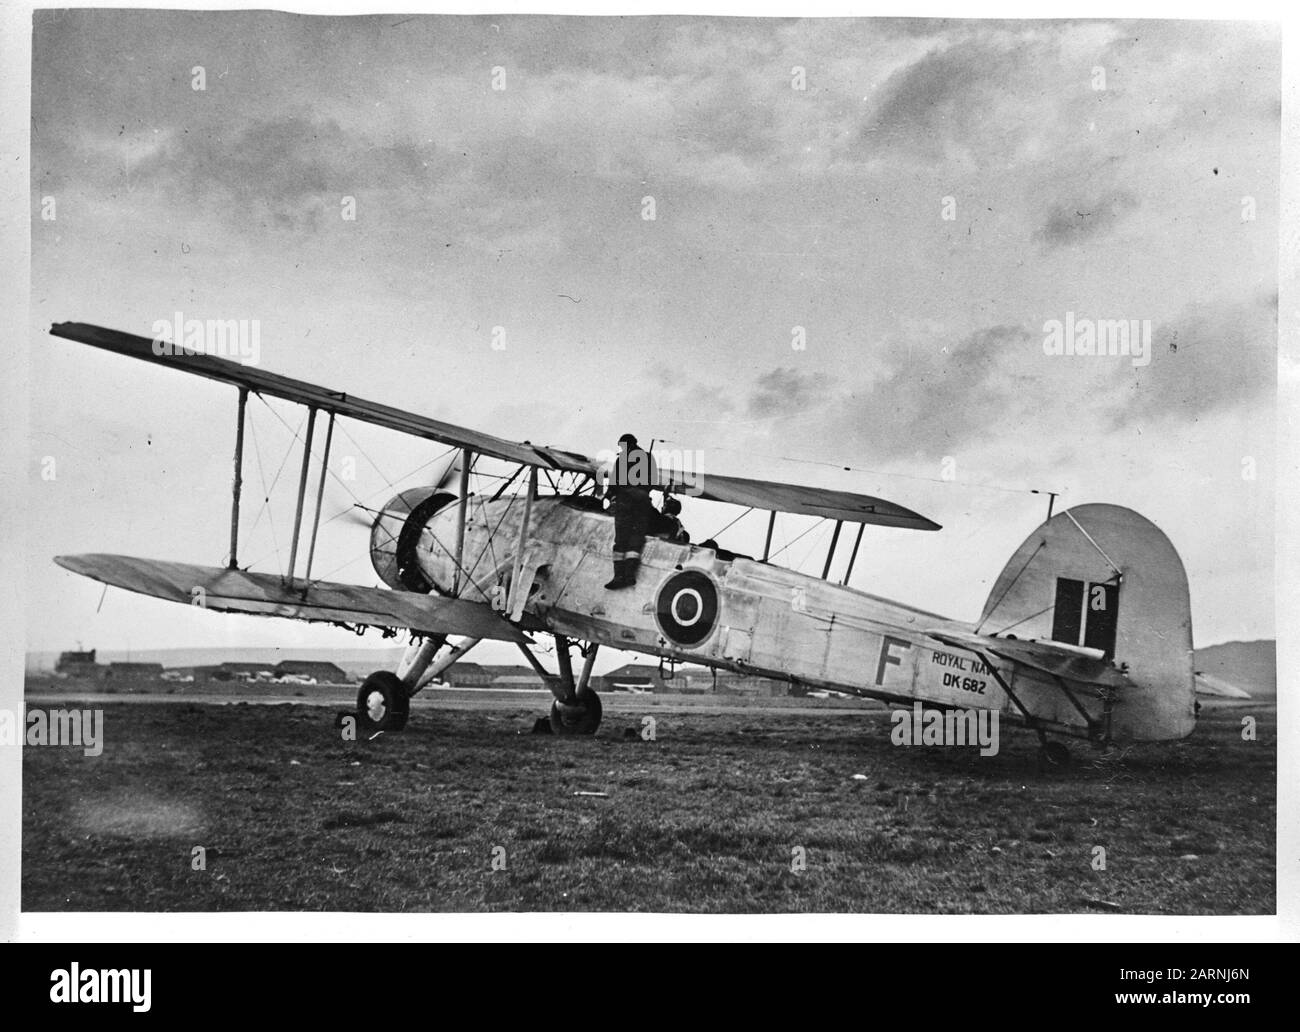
[
  {"left": 624, "top": 556, "right": 641, "bottom": 585},
  {"left": 605, "top": 559, "right": 632, "bottom": 590}
]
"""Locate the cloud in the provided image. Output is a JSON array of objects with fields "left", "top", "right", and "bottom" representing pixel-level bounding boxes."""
[
  {"left": 131, "top": 115, "right": 454, "bottom": 230},
  {"left": 746, "top": 367, "right": 834, "bottom": 418},
  {"left": 647, "top": 324, "right": 1041, "bottom": 467},
  {"left": 865, "top": 41, "right": 1001, "bottom": 137},
  {"left": 646, "top": 294, "right": 1274, "bottom": 473},
  {"left": 858, "top": 36, "right": 1047, "bottom": 162},
  {"left": 830, "top": 324, "right": 1039, "bottom": 462},
  {"left": 1104, "top": 294, "right": 1276, "bottom": 429},
  {"left": 1033, "top": 191, "right": 1139, "bottom": 249}
]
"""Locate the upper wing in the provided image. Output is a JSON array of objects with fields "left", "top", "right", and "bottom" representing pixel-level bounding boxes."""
[
  {"left": 926, "top": 629, "right": 1130, "bottom": 688},
  {"left": 55, "top": 554, "right": 531, "bottom": 643},
  {"left": 661, "top": 470, "right": 941, "bottom": 530},
  {"left": 49, "top": 322, "right": 594, "bottom": 474},
  {"left": 50, "top": 320, "right": 940, "bottom": 530}
]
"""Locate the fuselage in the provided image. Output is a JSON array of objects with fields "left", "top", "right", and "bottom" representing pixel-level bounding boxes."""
[{"left": 410, "top": 494, "right": 1107, "bottom": 739}]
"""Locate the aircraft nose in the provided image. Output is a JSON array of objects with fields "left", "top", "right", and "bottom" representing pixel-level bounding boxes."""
[{"left": 369, "top": 488, "right": 455, "bottom": 592}]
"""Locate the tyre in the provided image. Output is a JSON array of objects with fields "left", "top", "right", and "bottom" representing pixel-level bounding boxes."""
[
  {"left": 548, "top": 688, "right": 602, "bottom": 735},
  {"left": 1037, "top": 740, "right": 1071, "bottom": 771},
  {"left": 356, "top": 671, "right": 410, "bottom": 733}
]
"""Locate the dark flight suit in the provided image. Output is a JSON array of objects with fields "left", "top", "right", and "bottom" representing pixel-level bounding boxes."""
[
  {"left": 611, "top": 489, "right": 651, "bottom": 558},
  {"left": 647, "top": 508, "right": 689, "bottom": 544},
  {"left": 606, "top": 446, "right": 658, "bottom": 588}
]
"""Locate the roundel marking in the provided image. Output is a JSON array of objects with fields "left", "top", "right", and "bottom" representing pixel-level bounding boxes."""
[{"left": 655, "top": 570, "right": 719, "bottom": 647}]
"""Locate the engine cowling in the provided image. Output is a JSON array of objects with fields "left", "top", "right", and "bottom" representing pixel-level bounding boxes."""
[{"left": 370, "top": 489, "right": 457, "bottom": 593}]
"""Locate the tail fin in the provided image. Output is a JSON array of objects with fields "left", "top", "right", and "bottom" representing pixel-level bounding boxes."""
[{"left": 979, "top": 503, "right": 1195, "bottom": 741}]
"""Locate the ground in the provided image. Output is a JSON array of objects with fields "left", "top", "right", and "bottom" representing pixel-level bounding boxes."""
[{"left": 20, "top": 684, "right": 1275, "bottom": 913}]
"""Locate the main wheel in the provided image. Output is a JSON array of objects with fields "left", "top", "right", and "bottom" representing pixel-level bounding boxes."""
[
  {"left": 356, "top": 671, "right": 410, "bottom": 733},
  {"left": 548, "top": 688, "right": 603, "bottom": 735}
]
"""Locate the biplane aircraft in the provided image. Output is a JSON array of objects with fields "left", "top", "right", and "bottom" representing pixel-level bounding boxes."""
[{"left": 47, "top": 322, "right": 1197, "bottom": 767}]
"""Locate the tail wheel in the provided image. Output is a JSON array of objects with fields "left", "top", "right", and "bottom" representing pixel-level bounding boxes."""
[
  {"left": 357, "top": 671, "right": 410, "bottom": 733},
  {"left": 549, "top": 688, "right": 602, "bottom": 736},
  {"left": 1037, "top": 741, "right": 1071, "bottom": 771}
]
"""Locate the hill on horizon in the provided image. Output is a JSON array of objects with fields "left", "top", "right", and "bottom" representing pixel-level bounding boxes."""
[{"left": 1194, "top": 639, "right": 1276, "bottom": 698}]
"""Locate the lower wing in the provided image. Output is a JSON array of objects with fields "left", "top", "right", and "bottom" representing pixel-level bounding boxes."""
[{"left": 55, "top": 554, "right": 530, "bottom": 643}]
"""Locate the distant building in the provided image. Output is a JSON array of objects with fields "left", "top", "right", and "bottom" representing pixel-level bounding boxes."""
[
  {"left": 490, "top": 674, "right": 549, "bottom": 689},
  {"left": 593, "top": 663, "right": 784, "bottom": 695},
  {"left": 444, "top": 662, "right": 493, "bottom": 687},
  {"left": 713, "top": 672, "right": 787, "bottom": 697},
  {"left": 486, "top": 664, "right": 540, "bottom": 680},
  {"left": 273, "top": 660, "right": 347, "bottom": 683},
  {"left": 103, "top": 662, "right": 164, "bottom": 682},
  {"left": 600, "top": 662, "right": 658, "bottom": 692},
  {"left": 484, "top": 665, "right": 545, "bottom": 688},
  {"left": 599, "top": 662, "right": 713, "bottom": 693},
  {"left": 55, "top": 649, "right": 101, "bottom": 679},
  {"left": 191, "top": 665, "right": 229, "bottom": 682},
  {"left": 221, "top": 662, "right": 275, "bottom": 677},
  {"left": 192, "top": 661, "right": 276, "bottom": 683}
]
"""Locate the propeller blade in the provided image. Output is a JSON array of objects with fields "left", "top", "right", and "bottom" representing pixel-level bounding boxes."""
[
  {"left": 431, "top": 451, "right": 462, "bottom": 491},
  {"left": 326, "top": 452, "right": 460, "bottom": 535},
  {"left": 338, "top": 505, "right": 376, "bottom": 527}
]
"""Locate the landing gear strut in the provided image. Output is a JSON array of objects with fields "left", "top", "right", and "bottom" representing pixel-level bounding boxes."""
[
  {"left": 353, "top": 633, "right": 480, "bottom": 733},
  {"left": 520, "top": 634, "right": 603, "bottom": 736}
]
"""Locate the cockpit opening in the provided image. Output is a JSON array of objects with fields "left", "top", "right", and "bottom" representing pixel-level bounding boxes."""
[{"left": 557, "top": 490, "right": 755, "bottom": 561}]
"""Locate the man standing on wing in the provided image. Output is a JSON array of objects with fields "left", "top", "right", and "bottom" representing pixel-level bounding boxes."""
[{"left": 603, "top": 433, "right": 658, "bottom": 589}]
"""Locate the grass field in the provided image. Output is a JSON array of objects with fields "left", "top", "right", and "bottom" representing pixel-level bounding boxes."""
[{"left": 21, "top": 693, "right": 1275, "bottom": 913}]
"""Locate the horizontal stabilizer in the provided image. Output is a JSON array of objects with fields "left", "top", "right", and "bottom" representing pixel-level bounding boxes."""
[
  {"left": 927, "top": 629, "right": 1131, "bottom": 689},
  {"left": 55, "top": 554, "right": 530, "bottom": 643},
  {"left": 1194, "top": 672, "right": 1251, "bottom": 699}
]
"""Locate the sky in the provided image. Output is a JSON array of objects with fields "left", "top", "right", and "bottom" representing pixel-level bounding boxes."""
[{"left": 27, "top": 12, "right": 1279, "bottom": 664}]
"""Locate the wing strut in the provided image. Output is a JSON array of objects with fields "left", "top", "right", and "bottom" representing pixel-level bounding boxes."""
[
  {"left": 507, "top": 465, "right": 538, "bottom": 616},
  {"left": 762, "top": 511, "right": 776, "bottom": 561},
  {"left": 449, "top": 448, "right": 474, "bottom": 594},
  {"left": 228, "top": 387, "right": 248, "bottom": 570},
  {"left": 842, "top": 523, "right": 865, "bottom": 585},
  {"left": 303, "top": 410, "right": 336, "bottom": 584},
  {"left": 820, "top": 519, "right": 843, "bottom": 580},
  {"left": 285, "top": 405, "right": 318, "bottom": 588}
]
